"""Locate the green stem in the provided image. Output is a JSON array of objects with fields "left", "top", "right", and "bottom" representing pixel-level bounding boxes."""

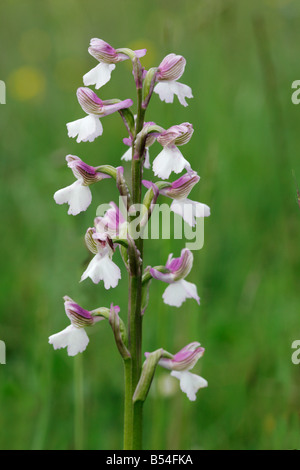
[
  {"left": 74, "top": 353, "right": 84, "bottom": 450},
  {"left": 136, "top": 88, "right": 145, "bottom": 135},
  {"left": 133, "top": 401, "right": 143, "bottom": 448},
  {"left": 129, "top": 273, "right": 143, "bottom": 448},
  {"left": 123, "top": 75, "right": 146, "bottom": 450},
  {"left": 123, "top": 358, "right": 133, "bottom": 449}
]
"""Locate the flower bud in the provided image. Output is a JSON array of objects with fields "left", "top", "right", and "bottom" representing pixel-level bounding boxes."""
[
  {"left": 77, "top": 87, "right": 133, "bottom": 117},
  {"left": 166, "top": 249, "right": 194, "bottom": 281},
  {"left": 157, "top": 122, "right": 194, "bottom": 147},
  {"left": 159, "top": 172, "right": 200, "bottom": 200},
  {"left": 157, "top": 53, "right": 186, "bottom": 81},
  {"left": 76, "top": 87, "right": 104, "bottom": 115},
  {"left": 88, "top": 38, "right": 147, "bottom": 64},
  {"left": 88, "top": 38, "right": 120, "bottom": 63},
  {"left": 63, "top": 296, "right": 98, "bottom": 328},
  {"left": 66, "top": 155, "right": 111, "bottom": 185},
  {"left": 158, "top": 342, "right": 205, "bottom": 372},
  {"left": 150, "top": 248, "right": 193, "bottom": 283}
]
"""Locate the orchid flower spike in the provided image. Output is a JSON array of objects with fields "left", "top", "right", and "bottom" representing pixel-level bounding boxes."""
[
  {"left": 121, "top": 121, "right": 158, "bottom": 169},
  {"left": 83, "top": 38, "right": 147, "bottom": 89},
  {"left": 152, "top": 123, "right": 193, "bottom": 180},
  {"left": 154, "top": 53, "right": 193, "bottom": 107},
  {"left": 150, "top": 342, "right": 207, "bottom": 401},
  {"left": 67, "top": 87, "right": 133, "bottom": 143},
  {"left": 54, "top": 155, "right": 111, "bottom": 216},
  {"left": 48, "top": 296, "right": 105, "bottom": 356},
  {"left": 150, "top": 248, "right": 200, "bottom": 307},
  {"left": 80, "top": 228, "right": 121, "bottom": 289},
  {"left": 158, "top": 171, "right": 211, "bottom": 227}
]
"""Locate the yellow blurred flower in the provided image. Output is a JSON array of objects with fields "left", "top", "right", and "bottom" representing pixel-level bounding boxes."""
[
  {"left": 8, "top": 66, "right": 46, "bottom": 101},
  {"left": 263, "top": 414, "right": 276, "bottom": 434}
]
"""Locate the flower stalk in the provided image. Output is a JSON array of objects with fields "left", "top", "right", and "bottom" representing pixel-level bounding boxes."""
[
  {"left": 125, "top": 58, "right": 147, "bottom": 448},
  {"left": 50, "top": 38, "right": 210, "bottom": 451}
]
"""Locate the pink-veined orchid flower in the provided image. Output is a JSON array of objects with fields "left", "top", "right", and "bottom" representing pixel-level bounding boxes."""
[
  {"left": 154, "top": 53, "right": 193, "bottom": 107},
  {"left": 80, "top": 228, "right": 121, "bottom": 289},
  {"left": 147, "top": 342, "right": 207, "bottom": 401},
  {"left": 48, "top": 296, "right": 119, "bottom": 356},
  {"left": 152, "top": 123, "right": 193, "bottom": 180},
  {"left": 94, "top": 201, "right": 128, "bottom": 240},
  {"left": 149, "top": 248, "right": 200, "bottom": 307},
  {"left": 83, "top": 38, "right": 147, "bottom": 89},
  {"left": 143, "top": 171, "right": 211, "bottom": 227},
  {"left": 54, "top": 155, "right": 111, "bottom": 216},
  {"left": 67, "top": 87, "right": 133, "bottom": 143}
]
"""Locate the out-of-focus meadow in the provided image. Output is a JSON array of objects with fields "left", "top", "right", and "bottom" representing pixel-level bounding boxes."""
[{"left": 1, "top": 0, "right": 300, "bottom": 450}]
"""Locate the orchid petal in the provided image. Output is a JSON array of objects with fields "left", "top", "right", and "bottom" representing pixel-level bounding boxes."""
[
  {"left": 49, "top": 325, "right": 89, "bottom": 357},
  {"left": 67, "top": 115, "right": 103, "bottom": 143},
  {"left": 83, "top": 63, "right": 116, "bottom": 89},
  {"left": 80, "top": 254, "right": 121, "bottom": 289},
  {"left": 154, "top": 81, "right": 193, "bottom": 107},
  {"left": 121, "top": 147, "right": 132, "bottom": 162},
  {"left": 152, "top": 146, "right": 190, "bottom": 180},
  {"left": 171, "top": 370, "right": 208, "bottom": 401},
  {"left": 171, "top": 199, "right": 211, "bottom": 227},
  {"left": 162, "top": 279, "right": 200, "bottom": 307},
  {"left": 154, "top": 81, "right": 175, "bottom": 104},
  {"left": 54, "top": 180, "right": 92, "bottom": 215}
]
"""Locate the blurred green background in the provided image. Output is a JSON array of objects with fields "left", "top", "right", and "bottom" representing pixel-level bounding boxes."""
[{"left": 1, "top": 0, "right": 300, "bottom": 450}]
